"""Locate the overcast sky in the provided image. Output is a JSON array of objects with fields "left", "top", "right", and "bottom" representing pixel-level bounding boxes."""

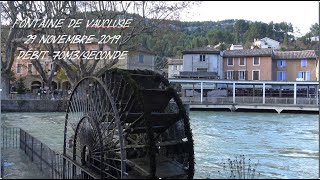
[{"left": 180, "top": 1, "right": 319, "bottom": 36}]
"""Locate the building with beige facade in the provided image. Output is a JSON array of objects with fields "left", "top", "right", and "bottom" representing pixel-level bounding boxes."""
[
  {"left": 273, "top": 50, "right": 318, "bottom": 81},
  {"left": 223, "top": 49, "right": 273, "bottom": 80}
]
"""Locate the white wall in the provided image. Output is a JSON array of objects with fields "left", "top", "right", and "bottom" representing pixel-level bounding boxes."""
[
  {"left": 183, "top": 53, "right": 223, "bottom": 78},
  {"left": 168, "top": 64, "right": 182, "bottom": 78}
]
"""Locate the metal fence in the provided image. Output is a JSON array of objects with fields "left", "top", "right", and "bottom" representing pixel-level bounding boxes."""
[
  {"left": 181, "top": 96, "right": 318, "bottom": 105},
  {"left": 9, "top": 93, "right": 70, "bottom": 100},
  {"left": 176, "top": 71, "right": 220, "bottom": 79},
  {"left": 1, "top": 127, "right": 20, "bottom": 149},
  {"left": 1, "top": 127, "right": 97, "bottom": 179}
]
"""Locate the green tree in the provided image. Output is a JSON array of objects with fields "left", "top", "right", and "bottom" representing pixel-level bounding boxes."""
[
  {"left": 283, "top": 33, "right": 288, "bottom": 46},
  {"left": 310, "top": 23, "right": 319, "bottom": 36},
  {"left": 56, "top": 68, "right": 68, "bottom": 83},
  {"left": 233, "top": 20, "right": 249, "bottom": 44},
  {"left": 207, "top": 29, "right": 224, "bottom": 45}
]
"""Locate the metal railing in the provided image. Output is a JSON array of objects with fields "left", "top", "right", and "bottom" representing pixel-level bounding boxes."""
[
  {"left": 1, "top": 127, "right": 20, "bottom": 149},
  {"left": 9, "top": 93, "right": 70, "bottom": 100},
  {"left": 181, "top": 96, "right": 318, "bottom": 105},
  {"left": 176, "top": 71, "right": 220, "bottom": 79},
  {"left": 19, "top": 128, "right": 98, "bottom": 179},
  {"left": 1, "top": 127, "right": 97, "bottom": 179}
]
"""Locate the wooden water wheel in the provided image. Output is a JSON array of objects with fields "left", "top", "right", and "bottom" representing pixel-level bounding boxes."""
[{"left": 63, "top": 68, "right": 194, "bottom": 179}]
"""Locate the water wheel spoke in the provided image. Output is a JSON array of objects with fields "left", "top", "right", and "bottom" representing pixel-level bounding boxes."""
[{"left": 64, "top": 69, "right": 194, "bottom": 179}]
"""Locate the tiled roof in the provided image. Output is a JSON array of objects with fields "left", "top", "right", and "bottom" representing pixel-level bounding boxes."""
[
  {"left": 223, "top": 48, "right": 272, "bottom": 57},
  {"left": 182, "top": 46, "right": 220, "bottom": 54},
  {"left": 274, "top": 50, "right": 317, "bottom": 59},
  {"left": 167, "top": 58, "right": 183, "bottom": 65}
]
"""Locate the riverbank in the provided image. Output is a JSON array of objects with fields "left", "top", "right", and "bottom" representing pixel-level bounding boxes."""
[{"left": 1, "top": 100, "right": 68, "bottom": 112}]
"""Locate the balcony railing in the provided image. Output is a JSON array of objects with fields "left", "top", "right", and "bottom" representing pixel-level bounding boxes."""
[
  {"left": 181, "top": 96, "right": 318, "bottom": 105},
  {"left": 175, "top": 71, "right": 219, "bottom": 79},
  {"left": 224, "top": 71, "right": 248, "bottom": 80}
]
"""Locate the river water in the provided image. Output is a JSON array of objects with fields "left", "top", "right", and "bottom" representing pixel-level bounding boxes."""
[{"left": 1, "top": 111, "right": 319, "bottom": 179}]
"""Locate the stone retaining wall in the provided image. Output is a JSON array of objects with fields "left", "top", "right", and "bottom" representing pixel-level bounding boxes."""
[{"left": 1, "top": 100, "right": 68, "bottom": 112}]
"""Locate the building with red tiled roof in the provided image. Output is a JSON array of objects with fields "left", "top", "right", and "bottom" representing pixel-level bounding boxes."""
[
  {"left": 223, "top": 49, "right": 274, "bottom": 80},
  {"left": 273, "top": 50, "right": 318, "bottom": 81}
]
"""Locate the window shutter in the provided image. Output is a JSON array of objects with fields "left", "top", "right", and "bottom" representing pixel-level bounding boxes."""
[
  {"left": 277, "top": 72, "right": 281, "bottom": 80},
  {"left": 306, "top": 71, "right": 310, "bottom": 80},
  {"left": 283, "top": 71, "right": 286, "bottom": 81},
  {"left": 298, "top": 72, "right": 302, "bottom": 79},
  {"left": 283, "top": 60, "right": 286, "bottom": 67},
  {"left": 277, "top": 61, "right": 281, "bottom": 67}
]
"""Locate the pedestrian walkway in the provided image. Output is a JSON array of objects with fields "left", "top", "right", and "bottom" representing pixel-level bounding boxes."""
[{"left": 2, "top": 149, "right": 49, "bottom": 179}]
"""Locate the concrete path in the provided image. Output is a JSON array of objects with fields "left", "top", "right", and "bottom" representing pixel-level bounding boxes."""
[{"left": 2, "top": 149, "right": 49, "bottom": 179}]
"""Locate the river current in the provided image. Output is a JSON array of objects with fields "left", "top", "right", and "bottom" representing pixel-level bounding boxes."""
[{"left": 1, "top": 111, "right": 318, "bottom": 179}]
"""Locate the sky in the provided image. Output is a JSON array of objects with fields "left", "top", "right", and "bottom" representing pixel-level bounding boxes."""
[{"left": 179, "top": 1, "right": 319, "bottom": 37}]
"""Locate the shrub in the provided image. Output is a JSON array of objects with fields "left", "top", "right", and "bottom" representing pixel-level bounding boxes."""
[{"left": 217, "top": 155, "right": 260, "bottom": 179}]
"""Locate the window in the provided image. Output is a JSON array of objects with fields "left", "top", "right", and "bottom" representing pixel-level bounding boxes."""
[
  {"left": 227, "top": 70, "right": 234, "bottom": 80},
  {"left": 197, "top": 68, "right": 207, "bottom": 72},
  {"left": 139, "top": 54, "right": 144, "bottom": 63},
  {"left": 173, "top": 65, "right": 177, "bottom": 70},
  {"left": 238, "top": 70, "right": 246, "bottom": 80},
  {"left": 239, "top": 57, "right": 245, "bottom": 66},
  {"left": 277, "top": 71, "right": 286, "bottom": 81},
  {"left": 297, "top": 71, "right": 310, "bottom": 81},
  {"left": 227, "top": 58, "right": 234, "bottom": 66},
  {"left": 28, "top": 64, "right": 32, "bottom": 74},
  {"left": 301, "top": 59, "right": 307, "bottom": 67},
  {"left": 17, "top": 64, "right": 22, "bottom": 74},
  {"left": 277, "top": 60, "right": 286, "bottom": 67},
  {"left": 252, "top": 70, "right": 260, "bottom": 80},
  {"left": 253, "top": 57, "right": 260, "bottom": 66},
  {"left": 200, "top": 55, "right": 206, "bottom": 62}
]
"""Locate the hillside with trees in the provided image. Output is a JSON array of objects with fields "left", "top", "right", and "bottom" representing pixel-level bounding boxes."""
[{"left": 132, "top": 19, "right": 318, "bottom": 69}]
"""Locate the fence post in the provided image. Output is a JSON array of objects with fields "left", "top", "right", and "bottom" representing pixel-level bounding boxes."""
[
  {"left": 52, "top": 152, "right": 54, "bottom": 178},
  {"left": 309, "top": 98, "right": 311, "bottom": 105},
  {"left": 24, "top": 131, "right": 26, "bottom": 153},
  {"left": 31, "top": 137, "right": 34, "bottom": 161},
  {"left": 63, "top": 157, "right": 66, "bottom": 179},
  {"left": 40, "top": 143, "right": 43, "bottom": 172}
]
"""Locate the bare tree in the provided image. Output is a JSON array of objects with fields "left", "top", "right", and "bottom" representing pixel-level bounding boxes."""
[
  {"left": 1, "top": 1, "right": 37, "bottom": 98},
  {"left": 1, "top": 1, "right": 199, "bottom": 96}
]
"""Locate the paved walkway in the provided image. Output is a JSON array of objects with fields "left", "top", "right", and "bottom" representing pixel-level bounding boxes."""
[{"left": 2, "top": 149, "right": 49, "bottom": 179}]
